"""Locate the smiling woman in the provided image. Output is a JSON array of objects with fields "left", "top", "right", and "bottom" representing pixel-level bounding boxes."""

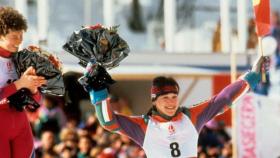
[
  {"left": 80, "top": 55, "right": 270, "bottom": 157},
  {"left": 154, "top": 93, "right": 179, "bottom": 117},
  {"left": 151, "top": 76, "right": 180, "bottom": 117},
  {"left": 0, "top": 6, "right": 46, "bottom": 158},
  {"left": 0, "top": 30, "right": 23, "bottom": 52},
  {"left": 0, "top": 6, "right": 27, "bottom": 54}
]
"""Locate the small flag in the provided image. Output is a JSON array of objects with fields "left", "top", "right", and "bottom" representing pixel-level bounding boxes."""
[{"left": 252, "top": 0, "right": 271, "bottom": 36}]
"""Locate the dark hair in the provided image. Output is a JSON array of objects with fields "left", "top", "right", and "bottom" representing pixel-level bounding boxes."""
[
  {"left": 151, "top": 76, "right": 179, "bottom": 101},
  {"left": 0, "top": 7, "right": 27, "bottom": 36},
  {"left": 152, "top": 76, "right": 179, "bottom": 89}
]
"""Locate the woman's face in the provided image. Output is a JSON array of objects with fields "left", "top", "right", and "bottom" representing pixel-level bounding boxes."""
[
  {"left": 78, "top": 137, "right": 91, "bottom": 153},
  {"left": 0, "top": 30, "right": 23, "bottom": 52},
  {"left": 154, "top": 93, "right": 179, "bottom": 117}
]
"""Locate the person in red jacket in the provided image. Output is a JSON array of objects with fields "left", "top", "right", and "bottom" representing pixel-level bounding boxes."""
[{"left": 0, "top": 7, "right": 46, "bottom": 158}]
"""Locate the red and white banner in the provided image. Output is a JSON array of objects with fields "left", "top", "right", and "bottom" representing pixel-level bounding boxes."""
[{"left": 234, "top": 93, "right": 280, "bottom": 158}]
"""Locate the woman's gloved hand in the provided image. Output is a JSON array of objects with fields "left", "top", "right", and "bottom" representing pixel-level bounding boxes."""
[{"left": 251, "top": 56, "right": 270, "bottom": 74}]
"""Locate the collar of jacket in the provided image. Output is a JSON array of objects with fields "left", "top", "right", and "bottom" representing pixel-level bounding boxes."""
[
  {"left": 151, "top": 106, "right": 183, "bottom": 122},
  {"left": 0, "top": 47, "right": 12, "bottom": 58}
]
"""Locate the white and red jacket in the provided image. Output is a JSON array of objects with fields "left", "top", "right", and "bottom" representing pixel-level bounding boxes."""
[{"left": 0, "top": 47, "right": 39, "bottom": 158}]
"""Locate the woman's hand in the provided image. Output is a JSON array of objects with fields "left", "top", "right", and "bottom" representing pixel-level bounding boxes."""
[
  {"left": 251, "top": 56, "right": 270, "bottom": 74},
  {"left": 14, "top": 66, "right": 47, "bottom": 94}
]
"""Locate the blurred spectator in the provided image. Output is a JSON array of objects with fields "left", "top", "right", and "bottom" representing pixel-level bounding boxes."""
[
  {"left": 198, "top": 126, "right": 221, "bottom": 149},
  {"left": 65, "top": 116, "right": 79, "bottom": 130},
  {"left": 206, "top": 145, "right": 220, "bottom": 158},
  {"left": 97, "top": 148, "right": 116, "bottom": 158},
  {"left": 96, "top": 131, "right": 111, "bottom": 147},
  {"left": 42, "top": 152, "right": 59, "bottom": 158},
  {"left": 212, "top": 121, "right": 231, "bottom": 145},
  {"left": 34, "top": 95, "right": 66, "bottom": 137},
  {"left": 90, "top": 146, "right": 103, "bottom": 158},
  {"left": 120, "top": 134, "right": 133, "bottom": 146},
  {"left": 36, "top": 131, "right": 58, "bottom": 158},
  {"left": 54, "top": 128, "right": 79, "bottom": 155},
  {"left": 60, "top": 146, "right": 76, "bottom": 158},
  {"left": 77, "top": 135, "right": 92, "bottom": 158},
  {"left": 219, "top": 142, "right": 232, "bottom": 158},
  {"left": 92, "top": 125, "right": 107, "bottom": 142},
  {"left": 109, "top": 134, "right": 122, "bottom": 155},
  {"left": 109, "top": 95, "right": 133, "bottom": 115},
  {"left": 32, "top": 105, "right": 235, "bottom": 158},
  {"left": 78, "top": 113, "right": 99, "bottom": 137},
  {"left": 126, "top": 145, "right": 143, "bottom": 158},
  {"left": 197, "top": 120, "right": 233, "bottom": 158},
  {"left": 198, "top": 152, "right": 207, "bottom": 158}
]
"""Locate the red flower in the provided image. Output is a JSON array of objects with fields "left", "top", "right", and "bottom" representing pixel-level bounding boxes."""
[{"left": 89, "top": 24, "right": 103, "bottom": 30}]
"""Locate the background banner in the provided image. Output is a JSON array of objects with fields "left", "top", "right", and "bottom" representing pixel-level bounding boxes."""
[{"left": 235, "top": 93, "right": 280, "bottom": 158}]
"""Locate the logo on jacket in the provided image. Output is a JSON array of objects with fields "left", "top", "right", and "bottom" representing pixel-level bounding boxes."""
[
  {"left": 6, "top": 61, "right": 13, "bottom": 72},
  {"left": 168, "top": 124, "right": 176, "bottom": 135}
]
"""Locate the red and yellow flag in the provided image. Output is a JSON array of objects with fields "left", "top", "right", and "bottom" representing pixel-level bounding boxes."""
[{"left": 252, "top": 0, "right": 271, "bottom": 36}]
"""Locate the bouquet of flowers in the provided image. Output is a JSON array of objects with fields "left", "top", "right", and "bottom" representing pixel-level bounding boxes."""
[
  {"left": 63, "top": 24, "right": 130, "bottom": 91},
  {"left": 8, "top": 46, "right": 65, "bottom": 111}
]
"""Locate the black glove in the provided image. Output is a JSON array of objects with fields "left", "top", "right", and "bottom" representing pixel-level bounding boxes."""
[
  {"left": 251, "top": 56, "right": 270, "bottom": 74},
  {"left": 7, "top": 88, "right": 40, "bottom": 112},
  {"left": 78, "top": 61, "right": 115, "bottom": 91}
]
